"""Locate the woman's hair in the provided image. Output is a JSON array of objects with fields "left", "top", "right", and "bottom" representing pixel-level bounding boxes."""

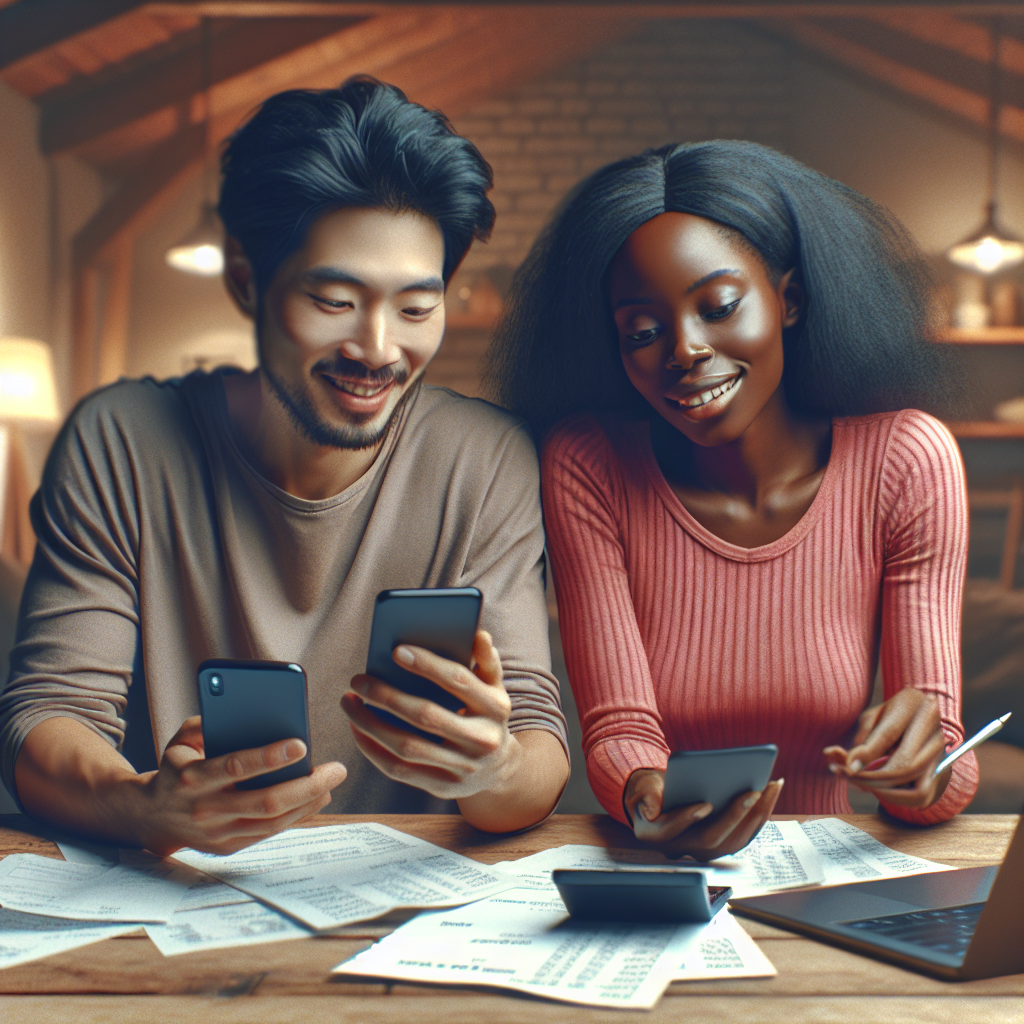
[
  {"left": 219, "top": 76, "right": 495, "bottom": 294},
  {"left": 485, "top": 140, "right": 958, "bottom": 438}
]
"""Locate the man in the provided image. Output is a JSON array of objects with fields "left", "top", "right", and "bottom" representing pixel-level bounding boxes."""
[{"left": 0, "top": 78, "right": 568, "bottom": 855}]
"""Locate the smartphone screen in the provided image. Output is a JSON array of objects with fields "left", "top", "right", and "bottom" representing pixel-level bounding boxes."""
[
  {"left": 364, "top": 587, "right": 483, "bottom": 739},
  {"left": 197, "top": 659, "right": 312, "bottom": 791}
]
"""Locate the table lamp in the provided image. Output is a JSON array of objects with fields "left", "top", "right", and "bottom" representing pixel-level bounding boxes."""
[{"left": 0, "top": 338, "right": 60, "bottom": 567}]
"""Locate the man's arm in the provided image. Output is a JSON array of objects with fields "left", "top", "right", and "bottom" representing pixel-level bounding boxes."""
[
  {"left": 343, "top": 630, "right": 568, "bottom": 833},
  {"left": 16, "top": 715, "right": 346, "bottom": 855}
]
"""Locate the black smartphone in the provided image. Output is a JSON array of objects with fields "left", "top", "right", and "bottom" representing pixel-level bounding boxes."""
[
  {"left": 662, "top": 744, "right": 778, "bottom": 815},
  {"left": 364, "top": 587, "right": 483, "bottom": 739},
  {"left": 552, "top": 868, "right": 732, "bottom": 923},
  {"left": 197, "top": 659, "right": 312, "bottom": 791}
]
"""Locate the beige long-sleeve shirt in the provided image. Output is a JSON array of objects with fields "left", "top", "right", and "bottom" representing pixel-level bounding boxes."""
[{"left": 0, "top": 370, "right": 566, "bottom": 814}]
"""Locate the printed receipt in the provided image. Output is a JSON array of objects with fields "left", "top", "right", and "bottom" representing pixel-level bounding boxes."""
[
  {"left": 333, "top": 887, "right": 774, "bottom": 1008},
  {"left": 0, "top": 908, "right": 137, "bottom": 969},
  {"left": 798, "top": 817, "right": 947, "bottom": 884},
  {"left": 0, "top": 853, "right": 193, "bottom": 923},
  {"left": 171, "top": 823, "right": 520, "bottom": 931},
  {"left": 492, "top": 819, "right": 825, "bottom": 898}
]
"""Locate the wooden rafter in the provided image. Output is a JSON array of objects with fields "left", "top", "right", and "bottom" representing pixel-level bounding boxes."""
[
  {"left": 764, "top": 17, "right": 1024, "bottom": 142},
  {"left": 868, "top": 10, "right": 1024, "bottom": 75},
  {"left": 74, "top": 8, "right": 492, "bottom": 165},
  {"left": 39, "top": 15, "right": 365, "bottom": 156}
]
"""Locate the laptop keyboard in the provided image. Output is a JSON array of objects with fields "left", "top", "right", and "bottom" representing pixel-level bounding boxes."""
[{"left": 842, "top": 903, "right": 985, "bottom": 958}]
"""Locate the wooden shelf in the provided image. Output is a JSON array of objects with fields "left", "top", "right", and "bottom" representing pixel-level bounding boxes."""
[
  {"left": 946, "top": 421, "right": 1024, "bottom": 438},
  {"left": 937, "top": 327, "right": 1024, "bottom": 344}
]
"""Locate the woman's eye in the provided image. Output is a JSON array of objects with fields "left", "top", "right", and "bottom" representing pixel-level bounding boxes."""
[
  {"left": 702, "top": 299, "right": 740, "bottom": 322},
  {"left": 624, "top": 326, "right": 660, "bottom": 347}
]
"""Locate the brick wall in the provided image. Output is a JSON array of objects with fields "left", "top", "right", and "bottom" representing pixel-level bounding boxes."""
[{"left": 426, "top": 18, "right": 792, "bottom": 396}]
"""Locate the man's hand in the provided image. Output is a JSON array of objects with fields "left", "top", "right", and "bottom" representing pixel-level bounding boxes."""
[
  {"left": 823, "top": 688, "right": 949, "bottom": 809},
  {"left": 135, "top": 716, "right": 347, "bottom": 857},
  {"left": 624, "top": 768, "right": 784, "bottom": 860},
  {"left": 341, "top": 630, "right": 567, "bottom": 830},
  {"left": 14, "top": 716, "right": 347, "bottom": 857}
]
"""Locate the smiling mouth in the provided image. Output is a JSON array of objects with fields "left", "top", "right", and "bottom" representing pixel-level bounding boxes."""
[
  {"left": 668, "top": 375, "right": 742, "bottom": 410},
  {"left": 322, "top": 374, "right": 394, "bottom": 398}
]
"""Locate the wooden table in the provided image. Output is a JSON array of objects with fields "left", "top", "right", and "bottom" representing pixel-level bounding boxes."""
[{"left": 0, "top": 813, "right": 1019, "bottom": 1023}]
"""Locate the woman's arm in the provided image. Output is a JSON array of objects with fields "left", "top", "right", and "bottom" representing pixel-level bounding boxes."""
[
  {"left": 832, "top": 412, "right": 977, "bottom": 822},
  {"left": 542, "top": 420, "right": 670, "bottom": 825}
]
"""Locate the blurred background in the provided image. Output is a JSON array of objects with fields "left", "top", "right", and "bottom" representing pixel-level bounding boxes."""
[{"left": 1, "top": 0, "right": 1022, "bottom": 815}]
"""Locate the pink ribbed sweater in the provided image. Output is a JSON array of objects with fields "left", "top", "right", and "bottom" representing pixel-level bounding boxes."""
[{"left": 542, "top": 408, "right": 978, "bottom": 826}]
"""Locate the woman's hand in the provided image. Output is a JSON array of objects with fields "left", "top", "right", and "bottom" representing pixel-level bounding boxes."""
[
  {"left": 823, "top": 688, "right": 949, "bottom": 809},
  {"left": 623, "top": 768, "right": 784, "bottom": 860}
]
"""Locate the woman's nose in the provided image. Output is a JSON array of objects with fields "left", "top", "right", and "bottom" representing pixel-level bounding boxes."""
[{"left": 666, "top": 327, "right": 714, "bottom": 371}]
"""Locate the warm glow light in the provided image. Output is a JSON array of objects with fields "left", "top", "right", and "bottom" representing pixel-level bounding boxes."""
[
  {"left": 166, "top": 242, "right": 224, "bottom": 276},
  {"left": 165, "top": 205, "right": 224, "bottom": 277},
  {"left": 0, "top": 338, "right": 60, "bottom": 423},
  {"left": 948, "top": 234, "right": 1024, "bottom": 275}
]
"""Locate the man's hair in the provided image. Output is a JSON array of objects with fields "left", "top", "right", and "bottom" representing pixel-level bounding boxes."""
[
  {"left": 218, "top": 76, "right": 495, "bottom": 294},
  {"left": 485, "top": 140, "right": 961, "bottom": 438}
]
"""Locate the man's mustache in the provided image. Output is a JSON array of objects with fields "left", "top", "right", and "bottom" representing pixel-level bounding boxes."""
[{"left": 312, "top": 355, "right": 408, "bottom": 385}]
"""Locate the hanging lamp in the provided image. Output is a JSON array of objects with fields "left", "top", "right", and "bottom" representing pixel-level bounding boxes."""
[
  {"left": 947, "top": 18, "right": 1024, "bottom": 275},
  {"left": 165, "top": 19, "right": 224, "bottom": 277}
]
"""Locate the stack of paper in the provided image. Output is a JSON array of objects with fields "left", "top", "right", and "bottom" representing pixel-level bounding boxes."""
[
  {"left": 334, "top": 885, "right": 775, "bottom": 1008},
  {"left": 492, "top": 819, "right": 827, "bottom": 898},
  {"left": 170, "top": 822, "right": 521, "bottom": 930}
]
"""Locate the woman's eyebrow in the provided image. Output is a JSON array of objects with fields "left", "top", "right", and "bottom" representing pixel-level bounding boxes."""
[
  {"left": 686, "top": 268, "right": 739, "bottom": 294},
  {"left": 613, "top": 268, "right": 741, "bottom": 311}
]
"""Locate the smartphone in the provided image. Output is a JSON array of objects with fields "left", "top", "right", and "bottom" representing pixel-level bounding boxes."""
[
  {"left": 197, "top": 659, "right": 312, "bottom": 791},
  {"left": 364, "top": 587, "right": 483, "bottom": 739},
  {"left": 662, "top": 744, "right": 778, "bottom": 814},
  {"left": 552, "top": 868, "right": 732, "bottom": 923}
]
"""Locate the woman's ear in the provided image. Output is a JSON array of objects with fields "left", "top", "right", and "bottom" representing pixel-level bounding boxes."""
[
  {"left": 778, "top": 267, "right": 803, "bottom": 329},
  {"left": 223, "top": 237, "right": 258, "bottom": 319}
]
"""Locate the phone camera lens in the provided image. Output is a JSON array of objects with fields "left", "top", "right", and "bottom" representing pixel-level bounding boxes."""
[{"left": 209, "top": 674, "right": 223, "bottom": 696}]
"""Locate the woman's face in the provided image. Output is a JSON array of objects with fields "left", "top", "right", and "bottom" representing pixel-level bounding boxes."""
[{"left": 608, "top": 212, "right": 800, "bottom": 447}]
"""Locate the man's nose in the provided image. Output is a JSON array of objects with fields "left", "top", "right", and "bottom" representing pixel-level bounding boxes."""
[{"left": 338, "top": 308, "right": 401, "bottom": 370}]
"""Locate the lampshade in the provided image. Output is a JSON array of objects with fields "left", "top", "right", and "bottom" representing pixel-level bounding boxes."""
[
  {"left": 0, "top": 337, "right": 60, "bottom": 423},
  {"left": 947, "top": 202, "right": 1024, "bottom": 275},
  {"left": 165, "top": 204, "right": 224, "bottom": 277}
]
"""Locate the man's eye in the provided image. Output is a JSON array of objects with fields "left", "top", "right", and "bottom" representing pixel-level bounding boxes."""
[
  {"left": 308, "top": 293, "right": 350, "bottom": 310},
  {"left": 702, "top": 299, "right": 740, "bottom": 322},
  {"left": 403, "top": 305, "right": 439, "bottom": 318},
  {"left": 625, "top": 327, "right": 660, "bottom": 347}
]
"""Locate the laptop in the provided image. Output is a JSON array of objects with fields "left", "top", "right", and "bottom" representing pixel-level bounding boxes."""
[{"left": 729, "top": 814, "right": 1024, "bottom": 980}]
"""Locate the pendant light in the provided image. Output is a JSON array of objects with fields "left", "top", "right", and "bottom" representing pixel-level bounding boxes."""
[
  {"left": 947, "top": 18, "right": 1024, "bottom": 275},
  {"left": 165, "top": 19, "right": 224, "bottom": 277}
]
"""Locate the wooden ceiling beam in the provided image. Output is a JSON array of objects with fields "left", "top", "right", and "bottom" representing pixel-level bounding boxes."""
[
  {"left": 764, "top": 18, "right": 1024, "bottom": 141},
  {"left": 73, "top": 122, "right": 207, "bottom": 267},
  {"left": 0, "top": 0, "right": 146, "bottom": 70},
  {"left": 808, "top": 16, "right": 1024, "bottom": 108},
  {"left": 368, "top": 9, "right": 632, "bottom": 118},
  {"left": 39, "top": 16, "right": 364, "bottom": 156},
  {"left": 867, "top": 10, "right": 1024, "bottom": 76},
  {"left": 71, "top": 8, "right": 487, "bottom": 166}
]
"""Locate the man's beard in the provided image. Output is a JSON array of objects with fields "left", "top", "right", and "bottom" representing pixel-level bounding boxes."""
[{"left": 263, "top": 354, "right": 414, "bottom": 451}]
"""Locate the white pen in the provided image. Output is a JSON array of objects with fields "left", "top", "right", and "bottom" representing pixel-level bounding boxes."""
[{"left": 933, "top": 713, "right": 1012, "bottom": 778}]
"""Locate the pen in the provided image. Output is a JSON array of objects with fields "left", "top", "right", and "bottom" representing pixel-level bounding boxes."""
[{"left": 933, "top": 712, "right": 1012, "bottom": 778}]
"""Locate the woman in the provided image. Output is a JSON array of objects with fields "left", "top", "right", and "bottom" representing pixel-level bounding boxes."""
[{"left": 486, "top": 141, "right": 977, "bottom": 858}]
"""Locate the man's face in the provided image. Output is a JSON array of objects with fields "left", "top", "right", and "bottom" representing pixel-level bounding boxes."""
[{"left": 255, "top": 207, "right": 447, "bottom": 450}]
